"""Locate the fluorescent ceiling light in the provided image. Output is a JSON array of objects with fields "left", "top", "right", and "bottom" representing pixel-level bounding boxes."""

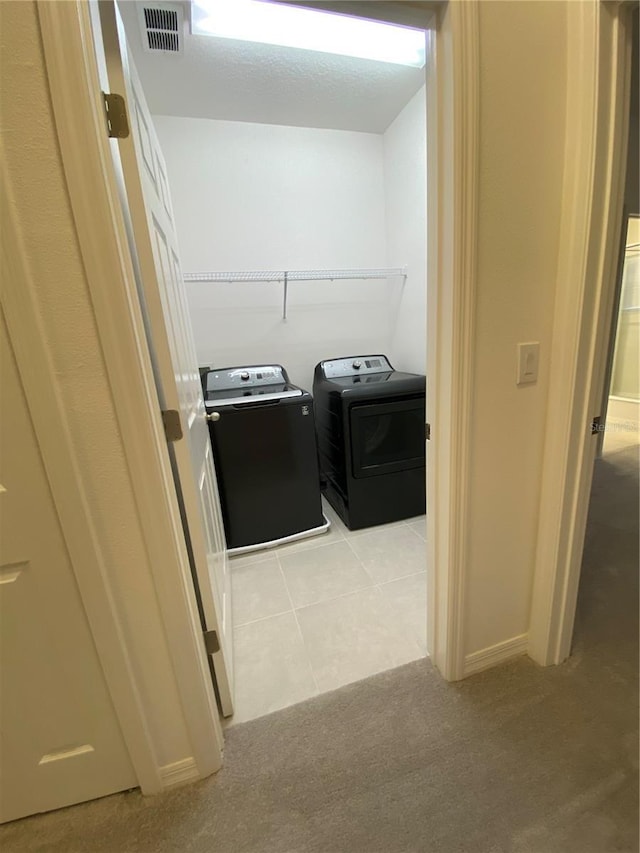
[{"left": 191, "top": 1, "right": 426, "bottom": 68}]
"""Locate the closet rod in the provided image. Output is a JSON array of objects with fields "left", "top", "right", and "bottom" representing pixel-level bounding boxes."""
[{"left": 183, "top": 267, "right": 408, "bottom": 319}]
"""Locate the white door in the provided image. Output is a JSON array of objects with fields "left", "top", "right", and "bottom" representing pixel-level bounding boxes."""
[
  {"left": 0, "top": 313, "right": 138, "bottom": 823},
  {"left": 94, "top": 2, "right": 234, "bottom": 714}
]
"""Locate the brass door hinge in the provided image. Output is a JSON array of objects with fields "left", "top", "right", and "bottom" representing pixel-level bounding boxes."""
[
  {"left": 425, "top": 423, "right": 431, "bottom": 441},
  {"left": 161, "top": 409, "right": 183, "bottom": 442},
  {"left": 102, "top": 92, "right": 130, "bottom": 139},
  {"left": 203, "top": 630, "right": 220, "bottom": 655},
  {"left": 591, "top": 415, "right": 603, "bottom": 435}
]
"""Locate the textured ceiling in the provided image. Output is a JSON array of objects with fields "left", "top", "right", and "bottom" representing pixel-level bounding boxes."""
[{"left": 117, "top": 1, "right": 426, "bottom": 133}]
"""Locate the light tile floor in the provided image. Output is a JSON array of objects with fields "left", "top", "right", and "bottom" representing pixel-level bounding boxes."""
[{"left": 228, "top": 500, "right": 427, "bottom": 724}]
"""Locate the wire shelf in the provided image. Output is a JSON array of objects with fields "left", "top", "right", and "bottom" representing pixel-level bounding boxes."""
[
  {"left": 185, "top": 270, "right": 284, "bottom": 283},
  {"left": 183, "top": 267, "right": 407, "bottom": 318},
  {"left": 183, "top": 267, "right": 406, "bottom": 283}
]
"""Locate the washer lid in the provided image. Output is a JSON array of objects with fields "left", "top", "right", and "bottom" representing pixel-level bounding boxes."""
[
  {"left": 203, "top": 364, "right": 303, "bottom": 406},
  {"left": 205, "top": 384, "right": 303, "bottom": 407}
]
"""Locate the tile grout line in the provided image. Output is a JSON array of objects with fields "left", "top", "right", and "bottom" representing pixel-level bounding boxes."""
[
  {"left": 377, "top": 569, "right": 428, "bottom": 587},
  {"left": 279, "top": 535, "right": 409, "bottom": 612},
  {"left": 230, "top": 552, "right": 294, "bottom": 629},
  {"left": 405, "top": 524, "right": 427, "bottom": 543},
  {"left": 293, "top": 582, "right": 378, "bottom": 614},
  {"left": 230, "top": 520, "right": 428, "bottom": 721},
  {"left": 232, "top": 520, "right": 428, "bottom": 685},
  {"left": 234, "top": 606, "right": 294, "bottom": 630},
  {"left": 338, "top": 533, "right": 429, "bottom": 594},
  {"left": 278, "top": 536, "right": 348, "bottom": 569},
  {"left": 342, "top": 535, "right": 378, "bottom": 587},
  {"left": 275, "top": 552, "right": 321, "bottom": 696},
  {"left": 234, "top": 543, "right": 390, "bottom": 625},
  {"left": 229, "top": 554, "right": 278, "bottom": 571}
]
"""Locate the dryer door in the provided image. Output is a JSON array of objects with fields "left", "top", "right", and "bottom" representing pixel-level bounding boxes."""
[{"left": 349, "top": 396, "right": 425, "bottom": 479}]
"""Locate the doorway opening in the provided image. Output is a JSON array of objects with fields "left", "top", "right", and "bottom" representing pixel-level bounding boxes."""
[
  {"left": 570, "top": 214, "right": 639, "bottom": 695},
  {"left": 605, "top": 214, "right": 640, "bottom": 433},
  {"left": 573, "top": 221, "right": 639, "bottom": 668},
  {"left": 570, "top": 4, "right": 638, "bottom": 668},
  {"left": 116, "top": 0, "right": 431, "bottom": 724}
]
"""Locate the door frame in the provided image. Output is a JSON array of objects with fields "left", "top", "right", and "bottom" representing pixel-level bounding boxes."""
[
  {"left": 424, "top": 1, "right": 479, "bottom": 680},
  {"left": 35, "top": 0, "right": 475, "bottom": 787},
  {"left": 528, "top": 1, "right": 633, "bottom": 666}
]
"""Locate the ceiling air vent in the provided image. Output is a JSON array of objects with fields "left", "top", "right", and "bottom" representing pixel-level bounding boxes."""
[{"left": 138, "top": 2, "right": 184, "bottom": 55}]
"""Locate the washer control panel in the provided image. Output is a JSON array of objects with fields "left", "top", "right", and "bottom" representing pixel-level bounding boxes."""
[
  {"left": 321, "top": 355, "right": 391, "bottom": 379},
  {"left": 206, "top": 365, "right": 287, "bottom": 391}
]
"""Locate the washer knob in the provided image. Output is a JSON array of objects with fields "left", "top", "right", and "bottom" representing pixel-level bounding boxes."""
[
  {"left": 352, "top": 360, "right": 362, "bottom": 370},
  {"left": 240, "top": 371, "right": 250, "bottom": 381}
]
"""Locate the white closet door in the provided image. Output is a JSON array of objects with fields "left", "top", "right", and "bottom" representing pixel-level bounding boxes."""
[
  {"left": 0, "top": 313, "right": 137, "bottom": 823},
  {"left": 96, "top": 2, "right": 234, "bottom": 714}
]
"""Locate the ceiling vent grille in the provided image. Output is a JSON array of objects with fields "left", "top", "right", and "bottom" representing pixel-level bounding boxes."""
[{"left": 138, "top": 3, "right": 184, "bottom": 55}]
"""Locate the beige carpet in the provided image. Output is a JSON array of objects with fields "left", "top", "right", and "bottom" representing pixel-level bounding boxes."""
[{"left": 2, "top": 437, "right": 638, "bottom": 853}]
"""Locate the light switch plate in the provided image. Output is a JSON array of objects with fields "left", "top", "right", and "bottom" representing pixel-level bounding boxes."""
[{"left": 517, "top": 342, "right": 540, "bottom": 385}]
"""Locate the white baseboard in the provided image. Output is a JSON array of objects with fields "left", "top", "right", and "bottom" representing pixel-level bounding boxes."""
[
  {"left": 463, "top": 633, "right": 528, "bottom": 677},
  {"left": 159, "top": 757, "right": 200, "bottom": 789}
]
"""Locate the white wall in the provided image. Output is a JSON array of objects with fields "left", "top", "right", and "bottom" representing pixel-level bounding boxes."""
[
  {"left": 384, "top": 86, "right": 427, "bottom": 375},
  {"left": 154, "top": 116, "right": 391, "bottom": 390},
  {"left": 464, "top": 0, "right": 568, "bottom": 655}
]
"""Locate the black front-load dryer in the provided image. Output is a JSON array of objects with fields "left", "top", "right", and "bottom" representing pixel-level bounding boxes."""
[
  {"left": 203, "top": 364, "right": 326, "bottom": 552},
  {"left": 313, "top": 354, "right": 425, "bottom": 530}
]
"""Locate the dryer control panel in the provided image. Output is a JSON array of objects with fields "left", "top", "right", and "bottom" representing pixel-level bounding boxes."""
[{"left": 320, "top": 355, "right": 392, "bottom": 379}]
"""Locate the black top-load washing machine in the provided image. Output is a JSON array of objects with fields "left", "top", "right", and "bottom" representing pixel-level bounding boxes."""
[
  {"left": 313, "top": 354, "right": 426, "bottom": 530},
  {"left": 203, "top": 364, "right": 327, "bottom": 553}
]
